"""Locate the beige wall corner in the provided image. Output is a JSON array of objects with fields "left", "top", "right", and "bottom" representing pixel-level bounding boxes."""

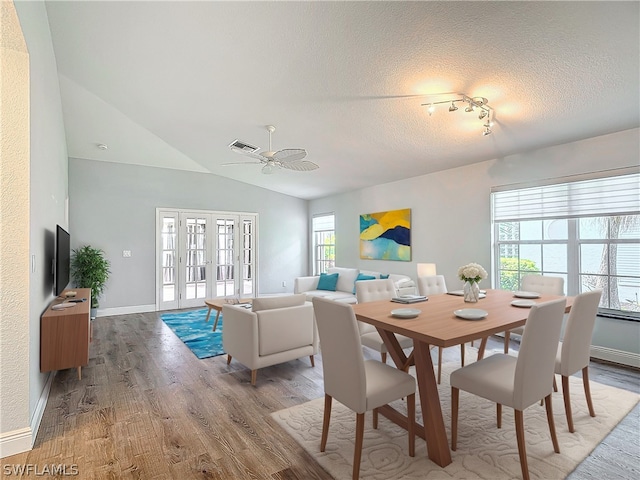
[{"left": 0, "top": 0, "right": 32, "bottom": 458}]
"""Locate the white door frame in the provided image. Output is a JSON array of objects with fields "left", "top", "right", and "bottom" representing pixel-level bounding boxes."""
[{"left": 155, "top": 208, "right": 258, "bottom": 310}]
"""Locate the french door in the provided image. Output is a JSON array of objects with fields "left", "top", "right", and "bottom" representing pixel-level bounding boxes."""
[{"left": 156, "top": 209, "right": 257, "bottom": 310}]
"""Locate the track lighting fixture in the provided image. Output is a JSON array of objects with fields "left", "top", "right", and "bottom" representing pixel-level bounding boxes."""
[
  {"left": 482, "top": 119, "right": 493, "bottom": 136},
  {"left": 421, "top": 94, "right": 494, "bottom": 136}
]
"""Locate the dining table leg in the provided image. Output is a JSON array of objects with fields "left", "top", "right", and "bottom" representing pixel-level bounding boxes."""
[
  {"left": 477, "top": 336, "right": 488, "bottom": 360},
  {"left": 413, "top": 341, "right": 453, "bottom": 467}
]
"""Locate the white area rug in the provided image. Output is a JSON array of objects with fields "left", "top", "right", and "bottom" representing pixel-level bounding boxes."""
[{"left": 271, "top": 359, "right": 639, "bottom": 479}]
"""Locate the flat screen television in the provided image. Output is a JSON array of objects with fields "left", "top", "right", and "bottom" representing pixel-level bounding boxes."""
[{"left": 55, "top": 225, "right": 71, "bottom": 296}]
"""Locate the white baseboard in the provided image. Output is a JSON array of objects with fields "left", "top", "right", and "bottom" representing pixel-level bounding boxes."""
[
  {"left": 590, "top": 345, "right": 640, "bottom": 368},
  {"left": 1, "top": 372, "right": 54, "bottom": 459},
  {"left": 0, "top": 427, "right": 32, "bottom": 459},
  {"left": 493, "top": 333, "right": 639, "bottom": 368},
  {"left": 29, "top": 372, "right": 53, "bottom": 446},
  {"left": 97, "top": 304, "right": 156, "bottom": 317}
]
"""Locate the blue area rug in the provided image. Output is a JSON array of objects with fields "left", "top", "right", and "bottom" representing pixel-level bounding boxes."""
[{"left": 160, "top": 308, "right": 225, "bottom": 359}]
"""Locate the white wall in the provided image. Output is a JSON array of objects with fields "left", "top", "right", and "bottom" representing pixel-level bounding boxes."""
[
  {"left": 309, "top": 128, "right": 640, "bottom": 359},
  {"left": 1, "top": 0, "right": 68, "bottom": 457},
  {"left": 68, "top": 159, "right": 309, "bottom": 311}
]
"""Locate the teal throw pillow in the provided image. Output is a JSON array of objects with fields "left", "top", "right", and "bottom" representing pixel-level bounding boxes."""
[
  {"left": 353, "top": 273, "right": 377, "bottom": 294},
  {"left": 380, "top": 274, "right": 390, "bottom": 279},
  {"left": 317, "top": 272, "right": 339, "bottom": 291}
]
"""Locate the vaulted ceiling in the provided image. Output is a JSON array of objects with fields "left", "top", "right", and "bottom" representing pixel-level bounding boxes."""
[{"left": 45, "top": 1, "right": 639, "bottom": 200}]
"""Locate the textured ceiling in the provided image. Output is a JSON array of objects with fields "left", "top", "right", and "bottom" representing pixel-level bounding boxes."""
[{"left": 44, "top": 1, "right": 639, "bottom": 200}]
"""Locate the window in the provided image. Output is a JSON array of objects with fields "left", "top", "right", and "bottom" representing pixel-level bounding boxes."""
[
  {"left": 492, "top": 170, "right": 640, "bottom": 320},
  {"left": 312, "top": 214, "right": 335, "bottom": 275}
]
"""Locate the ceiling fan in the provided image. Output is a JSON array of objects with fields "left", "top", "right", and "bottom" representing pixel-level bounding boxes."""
[{"left": 224, "top": 125, "right": 319, "bottom": 174}]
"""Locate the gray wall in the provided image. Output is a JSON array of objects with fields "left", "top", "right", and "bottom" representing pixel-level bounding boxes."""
[
  {"left": 69, "top": 159, "right": 308, "bottom": 309},
  {"left": 309, "top": 128, "right": 640, "bottom": 356}
]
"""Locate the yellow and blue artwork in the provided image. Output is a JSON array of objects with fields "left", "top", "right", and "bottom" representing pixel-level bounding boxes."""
[{"left": 360, "top": 208, "right": 411, "bottom": 261}]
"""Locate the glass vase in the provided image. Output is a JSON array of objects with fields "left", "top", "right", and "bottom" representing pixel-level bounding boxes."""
[{"left": 463, "top": 281, "right": 481, "bottom": 303}]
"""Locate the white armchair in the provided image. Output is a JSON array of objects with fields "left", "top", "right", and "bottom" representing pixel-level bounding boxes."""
[{"left": 223, "top": 294, "right": 318, "bottom": 385}]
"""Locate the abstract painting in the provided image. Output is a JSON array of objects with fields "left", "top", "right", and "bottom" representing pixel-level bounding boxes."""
[{"left": 360, "top": 208, "right": 411, "bottom": 261}]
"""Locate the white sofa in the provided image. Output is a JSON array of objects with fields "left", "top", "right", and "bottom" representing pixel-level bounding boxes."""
[
  {"left": 294, "top": 267, "right": 416, "bottom": 304},
  {"left": 222, "top": 294, "right": 318, "bottom": 385}
]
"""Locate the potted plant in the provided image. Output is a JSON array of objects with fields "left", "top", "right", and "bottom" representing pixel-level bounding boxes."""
[{"left": 70, "top": 245, "right": 110, "bottom": 319}]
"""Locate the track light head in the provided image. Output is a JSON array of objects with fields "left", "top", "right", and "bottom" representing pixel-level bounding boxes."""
[{"left": 423, "top": 93, "right": 495, "bottom": 136}]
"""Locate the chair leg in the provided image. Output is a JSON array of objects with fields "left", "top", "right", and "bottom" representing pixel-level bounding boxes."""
[
  {"left": 227, "top": 354, "right": 232, "bottom": 365},
  {"left": 451, "top": 387, "right": 459, "bottom": 450},
  {"left": 309, "top": 355, "right": 315, "bottom": 367},
  {"left": 320, "top": 394, "right": 332, "bottom": 452},
  {"left": 582, "top": 366, "right": 596, "bottom": 418},
  {"left": 504, "top": 331, "right": 511, "bottom": 354},
  {"left": 407, "top": 393, "right": 416, "bottom": 457},
  {"left": 497, "top": 403, "right": 502, "bottom": 429},
  {"left": 553, "top": 375, "right": 558, "bottom": 392},
  {"left": 353, "top": 413, "right": 365, "bottom": 480},
  {"left": 251, "top": 370, "right": 257, "bottom": 386},
  {"left": 460, "top": 343, "right": 465, "bottom": 367},
  {"left": 562, "top": 375, "right": 574, "bottom": 433},
  {"left": 514, "top": 410, "right": 530, "bottom": 480},
  {"left": 381, "top": 352, "right": 387, "bottom": 364},
  {"left": 372, "top": 408, "right": 378, "bottom": 429},
  {"left": 437, "top": 347, "right": 443, "bottom": 384},
  {"left": 545, "top": 394, "right": 560, "bottom": 453}
]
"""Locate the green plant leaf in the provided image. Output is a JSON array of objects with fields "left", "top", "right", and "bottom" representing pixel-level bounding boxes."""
[{"left": 70, "top": 245, "right": 110, "bottom": 308}]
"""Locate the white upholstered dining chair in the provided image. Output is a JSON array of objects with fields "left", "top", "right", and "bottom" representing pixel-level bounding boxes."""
[
  {"left": 355, "top": 279, "right": 414, "bottom": 364},
  {"left": 417, "top": 275, "right": 469, "bottom": 384},
  {"left": 503, "top": 274, "right": 565, "bottom": 353},
  {"left": 451, "top": 298, "right": 566, "bottom": 480},
  {"left": 554, "top": 289, "right": 602, "bottom": 433},
  {"left": 312, "top": 296, "right": 416, "bottom": 480}
]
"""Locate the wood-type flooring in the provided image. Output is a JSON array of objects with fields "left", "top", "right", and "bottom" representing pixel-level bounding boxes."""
[{"left": 2, "top": 310, "right": 638, "bottom": 479}]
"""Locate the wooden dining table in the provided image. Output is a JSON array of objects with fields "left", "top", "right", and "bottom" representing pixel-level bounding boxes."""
[{"left": 351, "top": 288, "right": 572, "bottom": 468}]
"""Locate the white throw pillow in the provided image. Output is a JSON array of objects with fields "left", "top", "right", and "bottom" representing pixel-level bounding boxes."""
[{"left": 327, "top": 267, "right": 360, "bottom": 293}]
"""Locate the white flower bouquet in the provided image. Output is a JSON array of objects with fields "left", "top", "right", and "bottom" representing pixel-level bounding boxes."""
[{"left": 458, "top": 263, "right": 488, "bottom": 283}]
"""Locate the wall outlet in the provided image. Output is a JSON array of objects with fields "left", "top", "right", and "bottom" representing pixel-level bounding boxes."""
[
  {"left": 123, "top": 250, "right": 132, "bottom": 257},
  {"left": 282, "top": 281, "right": 286, "bottom": 287}
]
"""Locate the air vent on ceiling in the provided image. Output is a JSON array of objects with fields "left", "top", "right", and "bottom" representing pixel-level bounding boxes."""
[{"left": 229, "top": 139, "right": 260, "bottom": 153}]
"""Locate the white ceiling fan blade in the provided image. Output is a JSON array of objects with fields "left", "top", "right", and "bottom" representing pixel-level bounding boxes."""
[
  {"left": 281, "top": 160, "right": 319, "bottom": 172},
  {"left": 272, "top": 149, "right": 307, "bottom": 162},
  {"left": 221, "top": 161, "right": 264, "bottom": 166},
  {"left": 231, "top": 149, "right": 269, "bottom": 161}
]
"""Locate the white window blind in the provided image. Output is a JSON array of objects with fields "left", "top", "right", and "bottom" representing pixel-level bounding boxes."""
[
  {"left": 313, "top": 214, "right": 335, "bottom": 231},
  {"left": 492, "top": 172, "right": 640, "bottom": 222}
]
